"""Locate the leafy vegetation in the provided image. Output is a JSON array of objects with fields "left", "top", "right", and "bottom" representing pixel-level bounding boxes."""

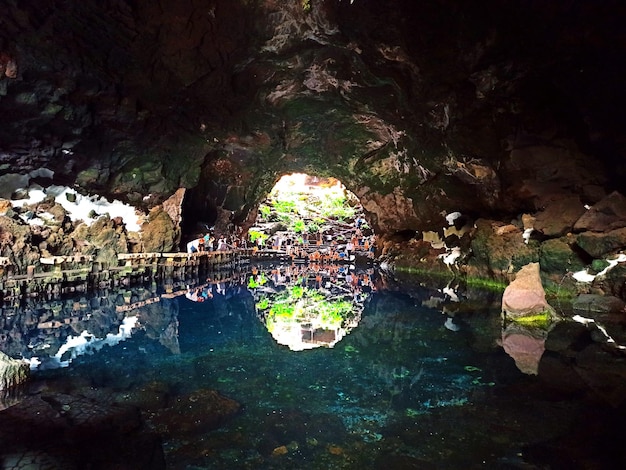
[
  {"left": 249, "top": 230, "right": 268, "bottom": 244},
  {"left": 257, "top": 174, "right": 358, "bottom": 233},
  {"left": 261, "top": 286, "right": 355, "bottom": 332}
]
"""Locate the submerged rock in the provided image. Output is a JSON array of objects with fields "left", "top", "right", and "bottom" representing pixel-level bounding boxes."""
[
  {"left": 151, "top": 388, "right": 240, "bottom": 436},
  {"left": 573, "top": 294, "right": 625, "bottom": 315},
  {"left": 0, "top": 391, "right": 165, "bottom": 468}
]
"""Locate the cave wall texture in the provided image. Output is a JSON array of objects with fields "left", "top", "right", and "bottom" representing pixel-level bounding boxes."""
[{"left": 1, "top": 0, "right": 625, "bottom": 243}]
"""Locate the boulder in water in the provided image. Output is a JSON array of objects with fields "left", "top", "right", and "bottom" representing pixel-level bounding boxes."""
[{"left": 502, "top": 263, "right": 556, "bottom": 323}]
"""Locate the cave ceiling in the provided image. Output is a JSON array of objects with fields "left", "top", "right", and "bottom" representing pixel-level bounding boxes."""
[{"left": 1, "top": 0, "right": 625, "bottom": 236}]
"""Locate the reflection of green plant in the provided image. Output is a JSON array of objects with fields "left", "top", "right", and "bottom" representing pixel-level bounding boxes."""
[
  {"left": 291, "top": 285, "right": 304, "bottom": 299},
  {"left": 317, "top": 298, "right": 352, "bottom": 329},
  {"left": 263, "top": 286, "right": 354, "bottom": 331}
]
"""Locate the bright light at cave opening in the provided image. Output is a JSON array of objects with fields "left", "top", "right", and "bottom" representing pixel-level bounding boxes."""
[
  {"left": 253, "top": 172, "right": 366, "bottom": 240},
  {"left": 269, "top": 173, "right": 358, "bottom": 212}
]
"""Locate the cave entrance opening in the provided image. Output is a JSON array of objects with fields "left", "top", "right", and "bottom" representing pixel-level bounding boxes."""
[{"left": 249, "top": 173, "right": 373, "bottom": 254}]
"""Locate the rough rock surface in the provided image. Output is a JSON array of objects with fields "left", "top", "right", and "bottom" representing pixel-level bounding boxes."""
[
  {"left": 0, "top": 351, "right": 28, "bottom": 394},
  {"left": 0, "top": 1, "right": 624, "bottom": 239},
  {"left": 534, "top": 196, "right": 587, "bottom": 238},
  {"left": 140, "top": 206, "right": 177, "bottom": 253},
  {"left": 573, "top": 294, "right": 626, "bottom": 315},
  {"left": 576, "top": 228, "right": 626, "bottom": 259},
  {"left": 468, "top": 219, "right": 538, "bottom": 280},
  {"left": 0, "top": 0, "right": 624, "bottom": 299},
  {"left": 502, "top": 263, "right": 556, "bottom": 319},
  {"left": 574, "top": 192, "right": 626, "bottom": 233}
]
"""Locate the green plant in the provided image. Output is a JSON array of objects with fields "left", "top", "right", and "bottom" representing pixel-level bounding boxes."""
[
  {"left": 274, "top": 199, "right": 297, "bottom": 215},
  {"left": 507, "top": 311, "right": 553, "bottom": 329},
  {"left": 293, "top": 219, "right": 306, "bottom": 233},
  {"left": 249, "top": 230, "right": 268, "bottom": 244},
  {"left": 257, "top": 297, "right": 269, "bottom": 310},
  {"left": 259, "top": 205, "right": 271, "bottom": 219}
]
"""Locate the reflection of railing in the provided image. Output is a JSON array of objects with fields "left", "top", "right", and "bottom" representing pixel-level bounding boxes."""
[
  {"left": 250, "top": 244, "right": 373, "bottom": 264},
  {"left": 0, "top": 246, "right": 377, "bottom": 302},
  {"left": 0, "top": 250, "right": 247, "bottom": 302}
]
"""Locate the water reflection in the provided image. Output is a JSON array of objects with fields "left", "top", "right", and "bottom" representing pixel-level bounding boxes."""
[
  {"left": 1, "top": 264, "right": 374, "bottom": 370},
  {"left": 1, "top": 287, "right": 181, "bottom": 371},
  {"left": 500, "top": 321, "right": 550, "bottom": 375},
  {"left": 2, "top": 266, "right": 626, "bottom": 468},
  {"left": 249, "top": 264, "right": 374, "bottom": 350}
]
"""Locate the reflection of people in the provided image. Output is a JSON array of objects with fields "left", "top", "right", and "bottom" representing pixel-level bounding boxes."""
[
  {"left": 185, "top": 288, "right": 204, "bottom": 302},
  {"left": 185, "top": 286, "right": 213, "bottom": 302}
]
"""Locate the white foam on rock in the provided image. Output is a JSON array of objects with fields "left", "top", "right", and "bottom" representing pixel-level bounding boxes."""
[
  {"left": 572, "top": 253, "right": 626, "bottom": 283},
  {"left": 11, "top": 185, "right": 142, "bottom": 232},
  {"left": 522, "top": 228, "right": 533, "bottom": 244},
  {"left": 439, "top": 246, "right": 461, "bottom": 265},
  {"left": 445, "top": 211, "right": 462, "bottom": 225}
]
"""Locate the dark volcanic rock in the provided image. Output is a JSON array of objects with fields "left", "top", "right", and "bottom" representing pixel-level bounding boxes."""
[
  {"left": 0, "top": 391, "right": 165, "bottom": 469},
  {"left": 534, "top": 196, "right": 587, "bottom": 237},
  {"left": 576, "top": 228, "right": 626, "bottom": 259},
  {"left": 0, "top": 0, "right": 624, "bottom": 289},
  {"left": 539, "top": 237, "right": 585, "bottom": 276},
  {"left": 574, "top": 192, "right": 626, "bottom": 233},
  {"left": 573, "top": 294, "right": 625, "bottom": 315}
]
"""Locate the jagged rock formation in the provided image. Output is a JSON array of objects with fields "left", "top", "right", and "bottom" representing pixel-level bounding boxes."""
[
  {"left": 0, "top": 351, "right": 28, "bottom": 404},
  {"left": 1, "top": 0, "right": 625, "bottom": 292}
]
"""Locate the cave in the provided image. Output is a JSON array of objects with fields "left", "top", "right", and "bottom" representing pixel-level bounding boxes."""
[{"left": 2, "top": 1, "right": 626, "bottom": 468}]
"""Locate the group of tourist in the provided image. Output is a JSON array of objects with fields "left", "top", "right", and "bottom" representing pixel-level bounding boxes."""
[
  {"left": 188, "top": 230, "right": 377, "bottom": 261},
  {"left": 188, "top": 233, "right": 247, "bottom": 253},
  {"left": 260, "top": 231, "right": 376, "bottom": 261}
]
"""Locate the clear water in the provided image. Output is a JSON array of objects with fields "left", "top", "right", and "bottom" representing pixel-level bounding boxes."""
[{"left": 1, "top": 264, "right": 625, "bottom": 469}]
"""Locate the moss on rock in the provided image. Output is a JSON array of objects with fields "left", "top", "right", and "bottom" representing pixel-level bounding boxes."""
[{"left": 141, "top": 206, "right": 177, "bottom": 253}]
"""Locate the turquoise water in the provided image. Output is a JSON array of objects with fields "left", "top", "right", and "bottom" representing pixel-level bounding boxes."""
[{"left": 1, "top": 265, "right": 625, "bottom": 469}]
